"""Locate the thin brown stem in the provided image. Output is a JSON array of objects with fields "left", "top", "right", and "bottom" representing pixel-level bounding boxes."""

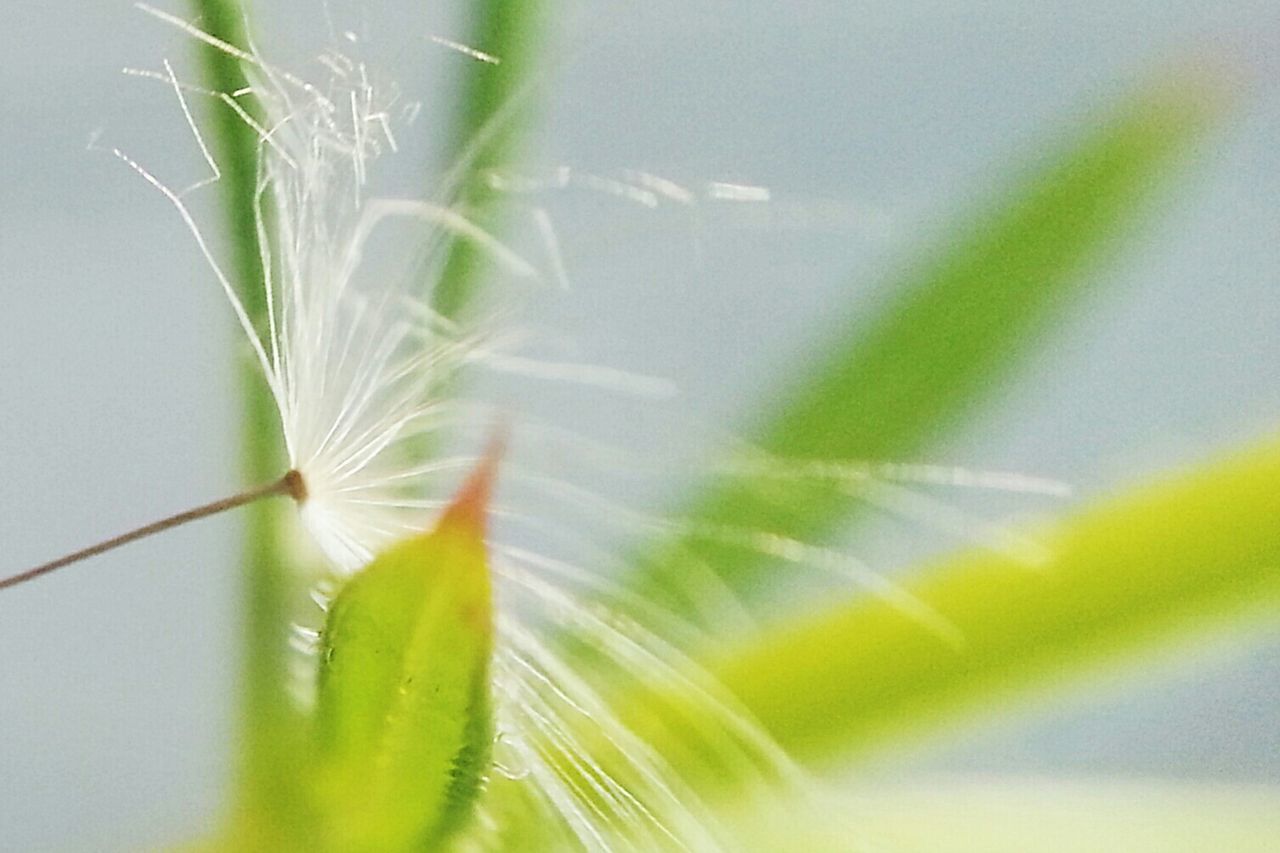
[{"left": 0, "top": 470, "right": 306, "bottom": 592}]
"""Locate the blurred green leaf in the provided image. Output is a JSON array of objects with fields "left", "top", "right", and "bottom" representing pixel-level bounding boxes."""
[
  {"left": 631, "top": 71, "right": 1224, "bottom": 615},
  {"left": 687, "top": 435, "right": 1280, "bottom": 765},
  {"left": 432, "top": 0, "right": 547, "bottom": 320},
  {"left": 312, "top": 484, "right": 495, "bottom": 850}
]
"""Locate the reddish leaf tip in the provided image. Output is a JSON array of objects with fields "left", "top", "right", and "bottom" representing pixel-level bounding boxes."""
[{"left": 439, "top": 427, "right": 507, "bottom": 537}]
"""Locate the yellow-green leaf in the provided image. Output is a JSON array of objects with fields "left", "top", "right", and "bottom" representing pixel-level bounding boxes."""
[
  {"left": 704, "top": 434, "right": 1280, "bottom": 764},
  {"left": 312, "top": 459, "right": 498, "bottom": 850}
]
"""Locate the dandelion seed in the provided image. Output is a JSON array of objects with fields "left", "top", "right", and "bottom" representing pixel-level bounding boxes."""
[
  {"left": 2, "top": 7, "right": 1066, "bottom": 849},
  {"left": 2, "top": 11, "right": 803, "bottom": 848}
]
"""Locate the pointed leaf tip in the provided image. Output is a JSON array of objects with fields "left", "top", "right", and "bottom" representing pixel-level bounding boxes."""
[
  {"left": 311, "top": 437, "right": 505, "bottom": 848},
  {"left": 439, "top": 428, "right": 507, "bottom": 536}
]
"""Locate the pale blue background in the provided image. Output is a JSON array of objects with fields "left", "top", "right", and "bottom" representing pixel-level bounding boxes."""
[{"left": 1, "top": 1, "right": 1278, "bottom": 849}]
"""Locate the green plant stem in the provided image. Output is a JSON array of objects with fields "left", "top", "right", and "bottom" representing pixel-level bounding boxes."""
[
  {"left": 667, "top": 435, "right": 1280, "bottom": 769},
  {"left": 629, "top": 71, "right": 1225, "bottom": 617},
  {"left": 432, "top": 0, "right": 547, "bottom": 320},
  {"left": 189, "top": 0, "right": 302, "bottom": 838}
]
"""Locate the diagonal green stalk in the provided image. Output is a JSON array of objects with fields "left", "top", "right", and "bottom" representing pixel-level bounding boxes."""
[
  {"left": 431, "top": 0, "right": 547, "bottom": 320},
  {"left": 403, "top": 1, "right": 548, "bottom": 470},
  {"left": 189, "top": 0, "right": 305, "bottom": 839},
  {"left": 633, "top": 434, "right": 1280, "bottom": 777},
  {"left": 629, "top": 71, "right": 1226, "bottom": 617}
]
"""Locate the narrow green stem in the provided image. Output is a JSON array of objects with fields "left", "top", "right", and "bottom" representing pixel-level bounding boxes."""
[
  {"left": 189, "top": 0, "right": 303, "bottom": 839},
  {"left": 432, "top": 0, "right": 547, "bottom": 320}
]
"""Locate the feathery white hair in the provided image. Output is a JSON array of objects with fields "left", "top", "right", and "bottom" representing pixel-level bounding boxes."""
[{"left": 123, "top": 5, "right": 807, "bottom": 849}]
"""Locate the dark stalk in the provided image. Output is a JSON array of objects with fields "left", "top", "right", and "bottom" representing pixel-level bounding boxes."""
[{"left": 0, "top": 470, "right": 305, "bottom": 591}]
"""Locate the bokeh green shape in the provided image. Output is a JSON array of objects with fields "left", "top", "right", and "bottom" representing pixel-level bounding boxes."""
[
  {"left": 708, "top": 434, "right": 1280, "bottom": 765},
  {"left": 631, "top": 72, "right": 1224, "bottom": 617}
]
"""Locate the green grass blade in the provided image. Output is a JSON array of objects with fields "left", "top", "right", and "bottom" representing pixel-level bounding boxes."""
[
  {"left": 632, "top": 72, "right": 1224, "bottom": 613},
  {"left": 189, "top": 0, "right": 301, "bottom": 838},
  {"left": 694, "top": 435, "right": 1280, "bottom": 765},
  {"left": 431, "top": 0, "right": 547, "bottom": 320}
]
